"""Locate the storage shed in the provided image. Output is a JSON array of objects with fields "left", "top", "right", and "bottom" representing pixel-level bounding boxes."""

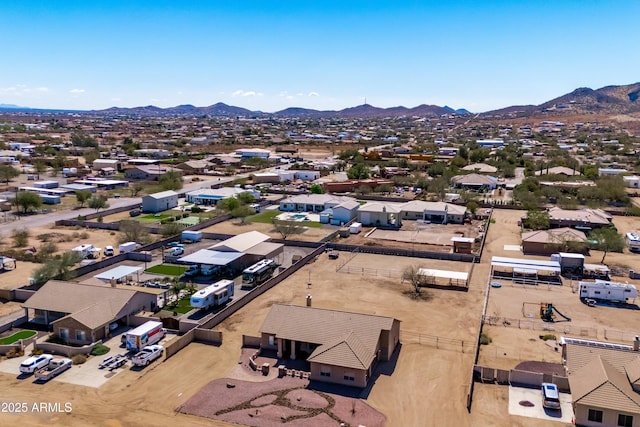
[{"left": 142, "top": 190, "right": 179, "bottom": 213}]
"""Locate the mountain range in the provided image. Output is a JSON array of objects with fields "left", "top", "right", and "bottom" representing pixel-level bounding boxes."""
[{"left": 1, "top": 82, "right": 639, "bottom": 118}]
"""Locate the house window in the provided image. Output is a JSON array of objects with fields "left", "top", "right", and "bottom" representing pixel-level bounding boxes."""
[
  {"left": 76, "top": 330, "right": 86, "bottom": 341},
  {"left": 618, "top": 414, "right": 633, "bottom": 427},
  {"left": 343, "top": 373, "right": 355, "bottom": 382},
  {"left": 588, "top": 409, "right": 603, "bottom": 423},
  {"left": 320, "top": 367, "right": 331, "bottom": 377},
  {"left": 59, "top": 328, "right": 69, "bottom": 341}
]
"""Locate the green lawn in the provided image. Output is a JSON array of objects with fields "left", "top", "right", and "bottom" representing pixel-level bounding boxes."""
[
  {"left": 164, "top": 295, "right": 193, "bottom": 314},
  {"left": 139, "top": 213, "right": 172, "bottom": 222},
  {"left": 145, "top": 264, "right": 188, "bottom": 276},
  {"left": 247, "top": 210, "right": 281, "bottom": 223},
  {"left": 0, "top": 330, "right": 37, "bottom": 345}
]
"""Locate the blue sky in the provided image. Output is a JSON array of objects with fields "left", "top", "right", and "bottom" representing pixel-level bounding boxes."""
[{"left": 1, "top": 1, "right": 639, "bottom": 112}]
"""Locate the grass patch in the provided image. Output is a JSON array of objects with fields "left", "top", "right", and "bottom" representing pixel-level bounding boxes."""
[
  {"left": 247, "top": 210, "right": 281, "bottom": 223},
  {"left": 0, "top": 330, "right": 37, "bottom": 345},
  {"left": 145, "top": 264, "right": 188, "bottom": 276},
  {"left": 164, "top": 295, "right": 193, "bottom": 314},
  {"left": 139, "top": 213, "right": 172, "bottom": 222}
]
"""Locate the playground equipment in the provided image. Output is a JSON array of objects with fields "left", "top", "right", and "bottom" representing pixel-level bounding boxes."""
[{"left": 540, "top": 303, "right": 571, "bottom": 322}]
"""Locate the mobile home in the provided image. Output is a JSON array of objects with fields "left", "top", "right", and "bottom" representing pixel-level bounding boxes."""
[{"left": 190, "top": 280, "right": 234, "bottom": 310}]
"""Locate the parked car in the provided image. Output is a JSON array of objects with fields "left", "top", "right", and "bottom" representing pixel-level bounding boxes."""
[
  {"left": 166, "top": 242, "right": 184, "bottom": 248},
  {"left": 541, "top": 383, "right": 561, "bottom": 410},
  {"left": 20, "top": 354, "right": 54, "bottom": 374},
  {"left": 104, "top": 246, "right": 115, "bottom": 256},
  {"left": 168, "top": 247, "right": 184, "bottom": 256},
  {"left": 129, "top": 209, "right": 141, "bottom": 217}
]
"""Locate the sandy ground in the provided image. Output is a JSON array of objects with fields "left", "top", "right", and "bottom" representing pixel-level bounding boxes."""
[
  {"left": 0, "top": 206, "right": 636, "bottom": 426},
  {"left": 200, "top": 219, "right": 339, "bottom": 242}
]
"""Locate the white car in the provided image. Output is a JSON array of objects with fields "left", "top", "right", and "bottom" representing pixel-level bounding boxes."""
[
  {"left": 168, "top": 247, "right": 184, "bottom": 256},
  {"left": 20, "top": 354, "right": 54, "bottom": 374},
  {"left": 104, "top": 246, "right": 115, "bottom": 256}
]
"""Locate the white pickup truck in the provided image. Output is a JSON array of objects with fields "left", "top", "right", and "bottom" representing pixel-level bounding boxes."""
[
  {"left": 131, "top": 345, "right": 164, "bottom": 367},
  {"left": 34, "top": 357, "right": 72, "bottom": 381}
]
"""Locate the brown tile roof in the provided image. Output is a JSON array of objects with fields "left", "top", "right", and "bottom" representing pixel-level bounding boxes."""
[
  {"left": 521, "top": 227, "right": 587, "bottom": 244},
  {"left": 24, "top": 280, "right": 140, "bottom": 330},
  {"left": 547, "top": 207, "right": 612, "bottom": 225},
  {"left": 261, "top": 304, "right": 397, "bottom": 370},
  {"left": 625, "top": 357, "right": 640, "bottom": 386},
  {"left": 569, "top": 356, "right": 640, "bottom": 413},
  {"left": 307, "top": 332, "right": 375, "bottom": 370},
  {"left": 565, "top": 343, "right": 640, "bottom": 375}
]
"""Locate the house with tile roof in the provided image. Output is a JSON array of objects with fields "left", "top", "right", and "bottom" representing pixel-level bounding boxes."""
[
  {"left": 259, "top": 304, "right": 400, "bottom": 388},
  {"left": 22, "top": 280, "right": 159, "bottom": 345},
  {"left": 563, "top": 339, "right": 640, "bottom": 426},
  {"left": 521, "top": 227, "right": 588, "bottom": 255}
]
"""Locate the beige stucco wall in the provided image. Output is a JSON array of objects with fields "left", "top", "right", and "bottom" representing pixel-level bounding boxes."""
[
  {"left": 310, "top": 363, "right": 368, "bottom": 388},
  {"left": 574, "top": 404, "right": 640, "bottom": 427}
]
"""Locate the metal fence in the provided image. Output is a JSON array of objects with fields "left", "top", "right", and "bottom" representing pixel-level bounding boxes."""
[
  {"left": 400, "top": 330, "right": 470, "bottom": 353},
  {"left": 483, "top": 315, "right": 598, "bottom": 339}
]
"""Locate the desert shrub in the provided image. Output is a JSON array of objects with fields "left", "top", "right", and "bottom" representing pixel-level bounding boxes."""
[
  {"left": 72, "top": 231, "right": 80, "bottom": 239},
  {"left": 71, "top": 354, "right": 87, "bottom": 365},
  {"left": 90, "top": 344, "right": 110, "bottom": 356},
  {"left": 79, "top": 231, "right": 90, "bottom": 239},
  {"left": 479, "top": 333, "right": 492, "bottom": 345},
  {"left": 31, "top": 348, "right": 44, "bottom": 355},
  {"left": 46, "top": 335, "right": 66, "bottom": 345},
  {"left": 12, "top": 229, "right": 29, "bottom": 247},
  {"left": 6, "top": 349, "right": 24, "bottom": 358}
]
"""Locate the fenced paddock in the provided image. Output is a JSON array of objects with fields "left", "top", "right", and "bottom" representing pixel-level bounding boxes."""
[{"left": 400, "top": 330, "right": 470, "bottom": 353}]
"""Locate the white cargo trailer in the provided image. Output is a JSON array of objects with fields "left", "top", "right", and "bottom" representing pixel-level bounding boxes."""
[
  {"left": 579, "top": 280, "right": 638, "bottom": 302},
  {"left": 119, "top": 241, "right": 137, "bottom": 254},
  {"left": 125, "top": 321, "right": 165, "bottom": 352}
]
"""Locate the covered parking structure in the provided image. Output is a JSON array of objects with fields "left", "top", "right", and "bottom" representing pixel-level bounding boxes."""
[
  {"left": 94, "top": 265, "right": 142, "bottom": 284},
  {"left": 416, "top": 268, "right": 469, "bottom": 290},
  {"left": 490, "top": 256, "right": 561, "bottom": 285},
  {"left": 177, "top": 250, "right": 245, "bottom": 274}
]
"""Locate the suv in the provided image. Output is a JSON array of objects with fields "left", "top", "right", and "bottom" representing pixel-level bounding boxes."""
[
  {"left": 129, "top": 209, "right": 141, "bottom": 217},
  {"left": 168, "top": 247, "right": 184, "bottom": 256},
  {"left": 541, "top": 383, "right": 561, "bottom": 410},
  {"left": 104, "top": 246, "right": 115, "bottom": 256},
  {"left": 20, "top": 354, "right": 54, "bottom": 374}
]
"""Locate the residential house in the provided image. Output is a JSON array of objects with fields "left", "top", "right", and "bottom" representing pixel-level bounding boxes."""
[
  {"left": 125, "top": 165, "right": 182, "bottom": 181},
  {"left": 22, "top": 280, "right": 158, "bottom": 345},
  {"left": 534, "top": 166, "right": 580, "bottom": 176},
  {"left": 401, "top": 200, "right": 467, "bottom": 224},
  {"left": 521, "top": 227, "right": 588, "bottom": 255},
  {"left": 326, "top": 200, "right": 360, "bottom": 226},
  {"left": 185, "top": 187, "right": 260, "bottom": 206},
  {"left": 451, "top": 173, "right": 497, "bottom": 191},
  {"left": 175, "top": 159, "right": 215, "bottom": 175},
  {"left": 279, "top": 194, "right": 356, "bottom": 213},
  {"left": 462, "top": 163, "right": 498, "bottom": 174},
  {"left": 564, "top": 339, "right": 640, "bottom": 427},
  {"left": 357, "top": 202, "right": 402, "bottom": 227},
  {"left": 547, "top": 207, "right": 613, "bottom": 230},
  {"left": 259, "top": 304, "right": 400, "bottom": 388}
]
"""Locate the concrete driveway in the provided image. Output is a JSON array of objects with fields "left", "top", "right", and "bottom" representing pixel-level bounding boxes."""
[{"left": 508, "top": 385, "right": 574, "bottom": 424}]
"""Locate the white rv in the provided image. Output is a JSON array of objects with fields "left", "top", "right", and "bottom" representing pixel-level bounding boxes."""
[
  {"left": 190, "top": 280, "right": 234, "bottom": 310},
  {"left": 579, "top": 280, "right": 638, "bottom": 302},
  {"left": 626, "top": 232, "right": 640, "bottom": 252}
]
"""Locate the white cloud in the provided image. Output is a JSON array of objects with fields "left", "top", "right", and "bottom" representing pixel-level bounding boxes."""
[
  {"left": 69, "top": 88, "right": 85, "bottom": 94},
  {"left": 232, "top": 89, "right": 263, "bottom": 97},
  {"left": 0, "top": 85, "right": 49, "bottom": 95},
  {"left": 308, "top": 92, "right": 319, "bottom": 97}
]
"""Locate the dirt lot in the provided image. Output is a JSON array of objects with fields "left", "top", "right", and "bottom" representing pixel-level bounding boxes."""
[
  {"left": 0, "top": 247, "right": 486, "bottom": 427},
  {"left": 469, "top": 208, "right": 640, "bottom": 424},
  {"left": 200, "top": 218, "right": 339, "bottom": 242}
]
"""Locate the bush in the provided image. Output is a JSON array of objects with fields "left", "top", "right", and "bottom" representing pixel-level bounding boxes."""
[
  {"left": 479, "top": 333, "right": 492, "bottom": 345},
  {"left": 6, "top": 348, "right": 24, "bottom": 358},
  {"left": 80, "top": 231, "right": 90, "bottom": 239},
  {"left": 540, "top": 334, "right": 557, "bottom": 341},
  {"left": 90, "top": 343, "right": 110, "bottom": 356},
  {"left": 12, "top": 229, "right": 29, "bottom": 248},
  {"left": 31, "top": 348, "right": 44, "bottom": 355},
  {"left": 46, "top": 335, "right": 66, "bottom": 345},
  {"left": 97, "top": 215, "right": 104, "bottom": 223},
  {"left": 71, "top": 354, "right": 87, "bottom": 365},
  {"left": 190, "top": 206, "right": 203, "bottom": 213}
]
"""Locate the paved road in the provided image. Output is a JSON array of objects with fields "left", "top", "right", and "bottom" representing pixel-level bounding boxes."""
[{"left": 0, "top": 176, "right": 236, "bottom": 235}]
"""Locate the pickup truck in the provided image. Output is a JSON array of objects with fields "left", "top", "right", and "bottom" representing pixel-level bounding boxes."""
[
  {"left": 131, "top": 345, "right": 164, "bottom": 367},
  {"left": 20, "top": 354, "right": 54, "bottom": 374},
  {"left": 34, "top": 357, "right": 72, "bottom": 381}
]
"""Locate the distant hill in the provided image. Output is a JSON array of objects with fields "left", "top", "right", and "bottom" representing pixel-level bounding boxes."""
[
  {"left": 482, "top": 82, "right": 640, "bottom": 117},
  {"left": 0, "top": 104, "right": 24, "bottom": 109}
]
